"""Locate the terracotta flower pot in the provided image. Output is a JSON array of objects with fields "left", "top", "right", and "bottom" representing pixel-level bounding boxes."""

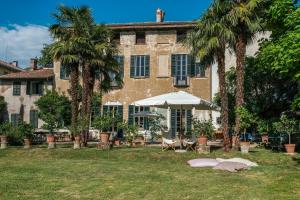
[
  {"left": 0, "top": 135, "right": 8, "bottom": 149},
  {"left": 23, "top": 138, "right": 31, "bottom": 149},
  {"left": 100, "top": 132, "right": 110, "bottom": 143},
  {"left": 114, "top": 140, "right": 120, "bottom": 146},
  {"left": 74, "top": 135, "right": 81, "bottom": 149},
  {"left": 240, "top": 141, "right": 250, "bottom": 153},
  {"left": 285, "top": 144, "right": 296, "bottom": 154},
  {"left": 197, "top": 135, "right": 208, "bottom": 145},
  {"left": 261, "top": 134, "right": 269, "bottom": 143},
  {"left": 47, "top": 135, "right": 56, "bottom": 149}
]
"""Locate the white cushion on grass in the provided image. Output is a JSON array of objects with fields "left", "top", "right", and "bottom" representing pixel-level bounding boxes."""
[
  {"left": 187, "top": 158, "right": 220, "bottom": 168},
  {"left": 216, "top": 158, "right": 258, "bottom": 167},
  {"left": 213, "top": 162, "right": 249, "bottom": 172}
]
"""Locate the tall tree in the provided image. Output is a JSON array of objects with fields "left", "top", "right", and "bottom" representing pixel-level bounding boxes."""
[
  {"left": 49, "top": 5, "right": 94, "bottom": 138},
  {"left": 226, "top": 0, "right": 265, "bottom": 136},
  {"left": 186, "top": 0, "right": 234, "bottom": 151}
]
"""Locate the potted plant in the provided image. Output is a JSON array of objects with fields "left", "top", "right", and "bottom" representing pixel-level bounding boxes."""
[
  {"left": 69, "top": 122, "right": 82, "bottom": 149},
  {"left": 0, "top": 122, "right": 12, "bottom": 149},
  {"left": 41, "top": 116, "right": 58, "bottom": 149},
  {"left": 18, "top": 123, "right": 34, "bottom": 149},
  {"left": 192, "top": 118, "right": 215, "bottom": 145},
  {"left": 273, "top": 114, "right": 298, "bottom": 154},
  {"left": 236, "top": 107, "right": 256, "bottom": 153},
  {"left": 93, "top": 114, "right": 113, "bottom": 143},
  {"left": 257, "top": 119, "right": 269, "bottom": 143},
  {"left": 124, "top": 124, "right": 139, "bottom": 147}
]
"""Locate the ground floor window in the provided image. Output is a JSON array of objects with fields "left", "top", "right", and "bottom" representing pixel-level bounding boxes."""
[
  {"left": 128, "top": 105, "right": 150, "bottom": 129},
  {"left": 11, "top": 113, "right": 20, "bottom": 127},
  {"left": 103, "top": 105, "right": 123, "bottom": 132},
  {"left": 171, "top": 109, "right": 192, "bottom": 138},
  {"left": 30, "top": 110, "right": 38, "bottom": 128}
]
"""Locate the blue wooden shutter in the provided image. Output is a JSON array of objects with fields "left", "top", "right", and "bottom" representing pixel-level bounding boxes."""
[
  {"left": 143, "top": 106, "right": 150, "bottom": 129},
  {"left": 128, "top": 105, "right": 134, "bottom": 125},
  {"left": 171, "top": 109, "right": 176, "bottom": 138},
  {"left": 26, "top": 81, "right": 31, "bottom": 95},
  {"left": 145, "top": 55, "right": 150, "bottom": 78},
  {"left": 187, "top": 55, "right": 192, "bottom": 76},
  {"left": 186, "top": 110, "right": 192, "bottom": 135},
  {"left": 117, "top": 105, "right": 123, "bottom": 122},
  {"left": 119, "top": 56, "right": 124, "bottom": 78},
  {"left": 130, "top": 56, "right": 135, "bottom": 78},
  {"left": 171, "top": 55, "right": 176, "bottom": 77},
  {"left": 60, "top": 65, "right": 65, "bottom": 79},
  {"left": 30, "top": 110, "right": 38, "bottom": 128},
  {"left": 191, "top": 57, "right": 196, "bottom": 77},
  {"left": 38, "top": 82, "right": 44, "bottom": 95},
  {"left": 103, "top": 105, "right": 109, "bottom": 115}
]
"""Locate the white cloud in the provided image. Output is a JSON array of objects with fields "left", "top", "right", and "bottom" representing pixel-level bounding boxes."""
[{"left": 0, "top": 24, "right": 52, "bottom": 68}]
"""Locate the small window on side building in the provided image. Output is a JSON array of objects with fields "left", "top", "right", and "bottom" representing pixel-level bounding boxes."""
[{"left": 13, "top": 81, "right": 21, "bottom": 96}]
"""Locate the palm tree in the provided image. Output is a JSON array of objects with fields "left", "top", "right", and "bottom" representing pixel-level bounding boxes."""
[
  {"left": 225, "top": 0, "right": 264, "bottom": 136},
  {"left": 80, "top": 25, "right": 122, "bottom": 145},
  {"left": 186, "top": 0, "right": 234, "bottom": 151},
  {"left": 49, "top": 5, "right": 94, "bottom": 137}
]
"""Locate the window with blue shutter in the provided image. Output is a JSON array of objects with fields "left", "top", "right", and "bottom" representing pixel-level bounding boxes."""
[
  {"left": 128, "top": 105, "right": 134, "bottom": 125},
  {"left": 11, "top": 113, "right": 20, "bottom": 127},
  {"left": 130, "top": 55, "right": 150, "bottom": 78},
  {"left": 30, "top": 110, "right": 38, "bottom": 128},
  {"left": 170, "top": 109, "right": 192, "bottom": 138},
  {"left": 60, "top": 65, "right": 71, "bottom": 80},
  {"left": 31, "top": 81, "right": 44, "bottom": 95},
  {"left": 13, "top": 82, "right": 21, "bottom": 96},
  {"left": 171, "top": 109, "right": 176, "bottom": 138},
  {"left": 102, "top": 105, "right": 123, "bottom": 132},
  {"left": 113, "top": 55, "right": 124, "bottom": 78},
  {"left": 171, "top": 54, "right": 191, "bottom": 80}
]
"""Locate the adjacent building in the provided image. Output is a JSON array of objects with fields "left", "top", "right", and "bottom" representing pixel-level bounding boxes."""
[
  {"left": 0, "top": 60, "right": 23, "bottom": 76},
  {"left": 0, "top": 59, "right": 54, "bottom": 128}
]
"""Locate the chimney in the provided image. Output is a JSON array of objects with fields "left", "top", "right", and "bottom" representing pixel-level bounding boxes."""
[
  {"left": 156, "top": 8, "right": 165, "bottom": 23},
  {"left": 30, "top": 58, "right": 38, "bottom": 70},
  {"left": 10, "top": 61, "right": 18, "bottom": 67}
]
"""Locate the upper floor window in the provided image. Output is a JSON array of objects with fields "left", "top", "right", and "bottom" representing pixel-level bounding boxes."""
[
  {"left": 112, "top": 32, "right": 120, "bottom": 44},
  {"left": 193, "top": 62, "right": 206, "bottom": 77},
  {"left": 60, "top": 65, "right": 70, "bottom": 80},
  {"left": 130, "top": 55, "right": 150, "bottom": 78},
  {"left": 176, "top": 31, "right": 187, "bottom": 43},
  {"left": 136, "top": 32, "right": 146, "bottom": 45},
  {"left": 13, "top": 81, "right": 21, "bottom": 96},
  {"left": 26, "top": 81, "right": 43, "bottom": 96}
]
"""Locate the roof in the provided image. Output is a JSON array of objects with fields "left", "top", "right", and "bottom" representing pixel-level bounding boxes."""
[
  {"left": 0, "top": 60, "right": 23, "bottom": 72},
  {"left": 106, "top": 21, "right": 196, "bottom": 31},
  {"left": 0, "top": 69, "right": 54, "bottom": 80}
]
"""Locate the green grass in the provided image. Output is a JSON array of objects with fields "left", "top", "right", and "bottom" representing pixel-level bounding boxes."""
[{"left": 0, "top": 146, "right": 300, "bottom": 200}]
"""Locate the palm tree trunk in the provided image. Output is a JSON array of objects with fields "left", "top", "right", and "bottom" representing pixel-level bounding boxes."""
[
  {"left": 82, "top": 64, "right": 91, "bottom": 146},
  {"left": 234, "top": 33, "right": 247, "bottom": 142},
  {"left": 217, "top": 48, "right": 230, "bottom": 152},
  {"left": 70, "top": 65, "right": 79, "bottom": 138}
]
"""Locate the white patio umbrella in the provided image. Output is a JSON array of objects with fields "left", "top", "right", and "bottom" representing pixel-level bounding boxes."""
[{"left": 133, "top": 91, "right": 218, "bottom": 148}]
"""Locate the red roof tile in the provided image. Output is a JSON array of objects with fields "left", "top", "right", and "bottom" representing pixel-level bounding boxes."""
[{"left": 0, "top": 69, "right": 54, "bottom": 79}]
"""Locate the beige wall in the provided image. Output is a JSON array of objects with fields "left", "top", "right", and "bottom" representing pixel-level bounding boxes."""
[
  {"left": 0, "top": 79, "right": 53, "bottom": 128},
  {"left": 54, "top": 30, "right": 212, "bottom": 121}
]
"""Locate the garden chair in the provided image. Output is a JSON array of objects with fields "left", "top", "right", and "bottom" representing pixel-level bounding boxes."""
[
  {"left": 183, "top": 139, "right": 196, "bottom": 152},
  {"left": 162, "top": 137, "right": 176, "bottom": 151}
]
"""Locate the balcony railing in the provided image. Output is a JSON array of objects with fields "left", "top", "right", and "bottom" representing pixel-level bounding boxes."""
[{"left": 173, "top": 76, "right": 190, "bottom": 87}]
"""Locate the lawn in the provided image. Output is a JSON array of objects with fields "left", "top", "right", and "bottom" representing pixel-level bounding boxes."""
[{"left": 0, "top": 146, "right": 300, "bottom": 200}]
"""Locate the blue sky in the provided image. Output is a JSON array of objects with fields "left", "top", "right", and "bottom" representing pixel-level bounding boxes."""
[{"left": 0, "top": 0, "right": 212, "bottom": 67}]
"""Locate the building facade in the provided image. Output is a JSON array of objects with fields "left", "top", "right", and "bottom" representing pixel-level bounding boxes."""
[
  {"left": 54, "top": 10, "right": 213, "bottom": 138},
  {"left": 0, "top": 59, "right": 54, "bottom": 128}
]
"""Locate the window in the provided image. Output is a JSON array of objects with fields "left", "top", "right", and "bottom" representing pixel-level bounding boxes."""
[
  {"left": 193, "top": 62, "right": 206, "bottom": 77},
  {"left": 26, "top": 81, "right": 43, "bottom": 95},
  {"left": 13, "top": 81, "right": 21, "bottom": 96},
  {"left": 170, "top": 109, "right": 192, "bottom": 138},
  {"left": 177, "top": 31, "right": 187, "bottom": 43},
  {"left": 136, "top": 32, "right": 146, "bottom": 44},
  {"left": 11, "top": 113, "right": 20, "bottom": 127},
  {"left": 157, "top": 55, "right": 169, "bottom": 77},
  {"left": 102, "top": 105, "right": 123, "bottom": 132},
  {"left": 128, "top": 105, "right": 149, "bottom": 129},
  {"left": 60, "top": 65, "right": 71, "bottom": 80},
  {"left": 112, "top": 32, "right": 120, "bottom": 44},
  {"left": 30, "top": 110, "right": 38, "bottom": 128},
  {"left": 171, "top": 54, "right": 191, "bottom": 86},
  {"left": 130, "top": 55, "right": 150, "bottom": 78}
]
